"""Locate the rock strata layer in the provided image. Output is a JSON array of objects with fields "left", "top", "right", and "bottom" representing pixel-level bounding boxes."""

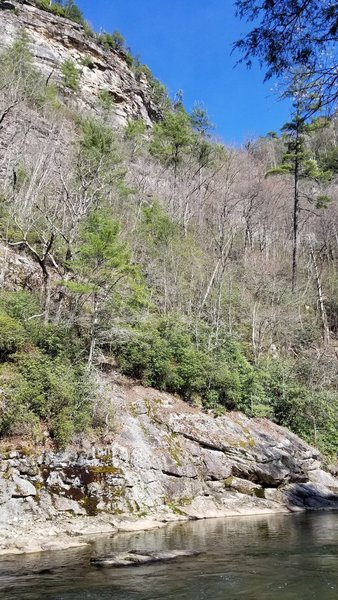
[
  {"left": 0, "top": 0, "right": 161, "bottom": 127},
  {"left": 1, "top": 376, "right": 338, "bottom": 555}
]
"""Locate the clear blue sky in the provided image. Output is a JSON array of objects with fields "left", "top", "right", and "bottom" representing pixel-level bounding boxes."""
[{"left": 77, "top": 0, "right": 290, "bottom": 145}]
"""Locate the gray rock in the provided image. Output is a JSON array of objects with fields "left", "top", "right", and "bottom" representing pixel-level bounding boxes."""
[
  {"left": 225, "top": 477, "right": 263, "bottom": 496},
  {"left": 0, "top": 377, "right": 338, "bottom": 554},
  {"left": 52, "top": 495, "right": 86, "bottom": 515},
  {"left": 308, "top": 469, "right": 338, "bottom": 490},
  {"left": 0, "top": 479, "right": 15, "bottom": 505},
  {"left": 0, "top": 0, "right": 162, "bottom": 128},
  {"left": 12, "top": 475, "right": 37, "bottom": 498}
]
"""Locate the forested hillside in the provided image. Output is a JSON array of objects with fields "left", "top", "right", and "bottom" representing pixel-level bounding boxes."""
[{"left": 1, "top": 0, "right": 338, "bottom": 457}]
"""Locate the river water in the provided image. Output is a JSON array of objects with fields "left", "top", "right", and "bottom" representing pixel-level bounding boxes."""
[{"left": 0, "top": 512, "right": 338, "bottom": 600}]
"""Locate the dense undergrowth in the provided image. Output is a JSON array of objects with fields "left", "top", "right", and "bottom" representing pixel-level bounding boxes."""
[
  {"left": 1, "top": 29, "right": 338, "bottom": 456},
  {"left": 0, "top": 292, "right": 92, "bottom": 447}
]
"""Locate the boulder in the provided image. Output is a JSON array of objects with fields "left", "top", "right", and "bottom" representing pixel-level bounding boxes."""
[{"left": 12, "top": 475, "right": 37, "bottom": 498}]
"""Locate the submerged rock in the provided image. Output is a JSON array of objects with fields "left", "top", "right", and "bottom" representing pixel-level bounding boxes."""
[{"left": 91, "top": 549, "right": 201, "bottom": 568}]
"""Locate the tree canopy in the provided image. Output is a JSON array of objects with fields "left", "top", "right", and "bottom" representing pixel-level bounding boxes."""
[{"left": 234, "top": 0, "right": 338, "bottom": 114}]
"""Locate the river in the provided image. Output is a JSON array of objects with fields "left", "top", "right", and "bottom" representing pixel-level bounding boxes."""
[{"left": 0, "top": 512, "right": 338, "bottom": 599}]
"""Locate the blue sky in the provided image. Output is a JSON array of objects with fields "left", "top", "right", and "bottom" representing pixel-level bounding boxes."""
[{"left": 77, "top": 0, "right": 291, "bottom": 145}]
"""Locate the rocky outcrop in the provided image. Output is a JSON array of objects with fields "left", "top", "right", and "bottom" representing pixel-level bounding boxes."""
[
  {"left": 0, "top": 0, "right": 161, "bottom": 127},
  {"left": 1, "top": 375, "right": 338, "bottom": 555}
]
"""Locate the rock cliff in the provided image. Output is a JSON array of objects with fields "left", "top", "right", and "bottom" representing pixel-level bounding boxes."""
[
  {"left": 0, "top": 0, "right": 161, "bottom": 126},
  {"left": 1, "top": 373, "right": 338, "bottom": 555}
]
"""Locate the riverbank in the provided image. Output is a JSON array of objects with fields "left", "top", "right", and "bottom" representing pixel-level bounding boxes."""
[
  {"left": 0, "top": 504, "right": 293, "bottom": 556},
  {"left": 1, "top": 377, "right": 338, "bottom": 556}
]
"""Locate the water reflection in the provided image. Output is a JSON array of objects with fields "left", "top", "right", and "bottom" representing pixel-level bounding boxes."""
[{"left": 0, "top": 513, "right": 338, "bottom": 599}]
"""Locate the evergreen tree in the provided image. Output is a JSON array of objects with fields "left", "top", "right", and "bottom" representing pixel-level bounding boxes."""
[
  {"left": 267, "top": 106, "right": 331, "bottom": 290},
  {"left": 67, "top": 210, "right": 137, "bottom": 367},
  {"left": 234, "top": 0, "right": 338, "bottom": 114}
]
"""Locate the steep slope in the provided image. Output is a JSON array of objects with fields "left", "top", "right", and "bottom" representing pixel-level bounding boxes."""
[
  {"left": 1, "top": 373, "right": 338, "bottom": 555},
  {"left": 0, "top": 0, "right": 160, "bottom": 126}
]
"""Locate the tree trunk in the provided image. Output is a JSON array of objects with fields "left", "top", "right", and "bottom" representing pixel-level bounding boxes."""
[
  {"left": 310, "top": 247, "right": 330, "bottom": 345},
  {"left": 88, "top": 292, "right": 99, "bottom": 368},
  {"left": 292, "top": 140, "right": 299, "bottom": 292},
  {"left": 42, "top": 270, "right": 51, "bottom": 324}
]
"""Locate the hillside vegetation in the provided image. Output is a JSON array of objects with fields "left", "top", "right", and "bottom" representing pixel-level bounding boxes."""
[{"left": 1, "top": 22, "right": 338, "bottom": 456}]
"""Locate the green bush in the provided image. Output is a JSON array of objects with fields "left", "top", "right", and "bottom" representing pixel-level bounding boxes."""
[
  {"left": 0, "top": 291, "right": 92, "bottom": 448},
  {"left": 61, "top": 58, "right": 80, "bottom": 91},
  {"left": 133, "top": 62, "right": 170, "bottom": 109},
  {"left": 0, "top": 33, "right": 59, "bottom": 109},
  {"left": 33, "top": 0, "right": 84, "bottom": 25},
  {"left": 124, "top": 119, "right": 146, "bottom": 140},
  {"left": 257, "top": 357, "right": 338, "bottom": 456},
  {"left": 0, "top": 291, "right": 40, "bottom": 321},
  {"left": 0, "top": 351, "right": 92, "bottom": 446},
  {"left": 80, "top": 118, "right": 115, "bottom": 157},
  {"left": 112, "top": 315, "right": 260, "bottom": 406},
  {"left": 0, "top": 312, "right": 26, "bottom": 357},
  {"left": 97, "top": 30, "right": 126, "bottom": 52},
  {"left": 80, "top": 56, "right": 95, "bottom": 69},
  {"left": 97, "top": 89, "right": 114, "bottom": 111}
]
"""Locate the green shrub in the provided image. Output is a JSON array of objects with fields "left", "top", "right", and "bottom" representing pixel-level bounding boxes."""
[
  {"left": 97, "top": 89, "right": 114, "bottom": 112},
  {"left": 97, "top": 30, "right": 126, "bottom": 52},
  {"left": 33, "top": 0, "right": 84, "bottom": 25},
  {"left": 52, "top": 408, "right": 75, "bottom": 449},
  {"left": 112, "top": 315, "right": 260, "bottom": 406},
  {"left": 80, "top": 55, "right": 95, "bottom": 69},
  {"left": 0, "top": 312, "right": 26, "bottom": 357},
  {"left": 0, "top": 33, "right": 59, "bottom": 109},
  {"left": 0, "top": 291, "right": 40, "bottom": 321},
  {"left": 0, "top": 291, "right": 92, "bottom": 448},
  {"left": 125, "top": 119, "right": 146, "bottom": 140},
  {"left": 0, "top": 351, "right": 92, "bottom": 447},
  {"left": 133, "top": 62, "right": 170, "bottom": 109},
  {"left": 80, "top": 118, "right": 115, "bottom": 156},
  {"left": 0, "top": 364, "right": 40, "bottom": 437},
  {"left": 61, "top": 58, "right": 80, "bottom": 91}
]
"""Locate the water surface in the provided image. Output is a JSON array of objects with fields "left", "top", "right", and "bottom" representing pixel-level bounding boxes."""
[{"left": 1, "top": 512, "right": 338, "bottom": 599}]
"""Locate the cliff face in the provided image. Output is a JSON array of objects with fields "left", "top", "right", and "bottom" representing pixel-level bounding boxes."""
[
  {"left": 1, "top": 373, "right": 338, "bottom": 555},
  {"left": 0, "top": 0, "right": 160, "bottom": 127}
]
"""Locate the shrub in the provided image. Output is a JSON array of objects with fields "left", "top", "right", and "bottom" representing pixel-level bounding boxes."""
[
  {"left": 61, "top": 58, "right": 80, "bottom": 91},
  {"left": 97, "top": 89, "right": 114, "bottom": 111},
  {"left": 0, "top": 312, "right": 26, "bottom": 357},
  {"left": 0, "top": 364, "right": 40, "bottom": 438},
  {"left": 80, "top": 119, "right": 115, "bottom": 156},
  {"left": 0, "top": 291, "right": 40, "bottom": 321},
  {"left": 111, "top": 315, "right": 260, "bottom": 406},
  {"left": 0, "top": 33, "right": 59, "bottom": 109},
  {"left": 133, "top": 62, "right": 170, "bottom": 109},
  {"left": 0, "top": 351, "right": 92, "bottom": 447},
  {"left": 125, "top": 119, "right": 146, "bottom": 140},
  {"left": 80, "top": 55, "right": 95, "bottom": 69},
  {"left": 97, "top": 31, "right": 126, "bottom": 52},
  {"left": 33, "top": 1, "right": 84, "bottom": 25},
  {"left": 0, "top": 291, "right": 92, "bottom": 447}
]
